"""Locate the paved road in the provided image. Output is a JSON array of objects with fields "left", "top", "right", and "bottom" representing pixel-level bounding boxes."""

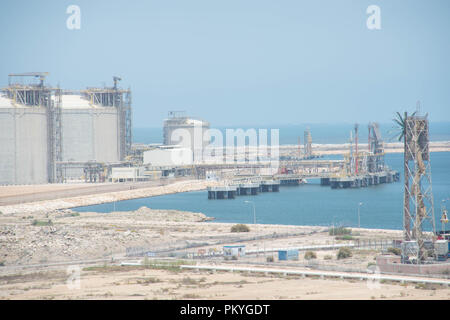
[
  {"left": 0, "top": 177, "right": 190, "bottom": 206},
  {"left": 181, "top": 264, "right": 450, "bottom": 286}
]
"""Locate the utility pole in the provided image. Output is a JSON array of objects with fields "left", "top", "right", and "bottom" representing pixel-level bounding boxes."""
[
  {"left": 358, "top": 202, "right": 363, "bottom": 228},
  {"left": 244, "top": 200, "right": 258, "bottom": 256},
  {"left": 355, "top": 124, "right": 359, "bottom": 175}
]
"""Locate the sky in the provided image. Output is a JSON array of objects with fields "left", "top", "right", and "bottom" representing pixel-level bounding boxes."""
[{"left": 0, "top": 0, "right": 449, "bottom": 127}]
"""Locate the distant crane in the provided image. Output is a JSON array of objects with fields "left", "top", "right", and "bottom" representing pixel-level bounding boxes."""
[{"left": 113, "top": 76, "right": 122, "bottom": 90}]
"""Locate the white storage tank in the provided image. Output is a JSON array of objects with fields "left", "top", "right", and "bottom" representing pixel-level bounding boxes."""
[
  {"left": 163, "top": 112, "right": 210, "bottom": 163},
  {"left": 0, "top": 94, "right": 48, "bottom": 184},
  {"left": 60, "top": 94, "right": 120, "bottom": 179}
]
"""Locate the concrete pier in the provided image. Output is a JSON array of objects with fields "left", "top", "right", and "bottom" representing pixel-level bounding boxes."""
[
  {"left": 329, "top": 171, "right": 399, "bottom": 189},
  {"left": 279, "top": 178, "right": 301, "bottom": 186},
  {"left": 207, "top": 170, "right": 399, "bottom": 198},
  {"left": 207, "top": 186, "right": 238, "bottom": 199},
  {"left": 207, "top": 180, "right": 281, "bottom": 199},
  {"left": 238, "top": 183, "right": 260, "bottom": 195},
  {"left": 260, "top": 180, "right": 280, "bottom": 192}
]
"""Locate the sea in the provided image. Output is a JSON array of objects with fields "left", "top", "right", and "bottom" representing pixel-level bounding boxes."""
[
  {"left": 74, "top": 122, "right": 450, "bottom": 231},
  {"left": 133, "top": 122, "right": 450, "bottom": 145}
]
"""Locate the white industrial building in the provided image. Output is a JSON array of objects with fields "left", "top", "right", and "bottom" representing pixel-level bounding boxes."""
[
  {"left": 143, "top": 146, "right": 193, "bottom": 167},
  {"left": 110, "top": 167, "right": 146, "bottom": 182}
]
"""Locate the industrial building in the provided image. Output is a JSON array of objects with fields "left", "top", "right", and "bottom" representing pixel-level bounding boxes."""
[
  {"left": 143, "top": 145, "right": 193, "bottom": 167},
  {"left": 0, "top": 73, "right": 132, "bottom": 185},
  {"left": 110, "top": 167, "right": 146, "bottom": 183},
  {"left": 163, "top": 111, "right": 210, "bottom": 163}
]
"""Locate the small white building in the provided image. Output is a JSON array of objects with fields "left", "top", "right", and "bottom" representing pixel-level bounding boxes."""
[
  {"left": 223, "top": 245, "right": 246, "bottom": 258},
  {"left": 143, "top": 146, "right": 193, "bottom": 167},
  {"left": 110, "top": 167, "right": 146, "bottom": 182}
]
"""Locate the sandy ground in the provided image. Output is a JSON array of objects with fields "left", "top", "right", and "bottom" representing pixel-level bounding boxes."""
[
  {"left": 0, "top": 207, "right": 448, "bottom": 300},
  {"left": 1, "top": 263, "right": 449, "bottom": 300},
  {"left": 0, "top": 205, "right": 403, "bottom": 268},
  {"left": 0, "top": 207, "right": 323, "bottom": 266}
]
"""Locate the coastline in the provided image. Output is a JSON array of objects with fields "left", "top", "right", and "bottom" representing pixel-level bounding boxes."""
[
  {"left": 0, "top": 180, "right": 218, "bottom": 215},
  {"left": 1, "top": 141, "right": 448, "bottom": 216}
]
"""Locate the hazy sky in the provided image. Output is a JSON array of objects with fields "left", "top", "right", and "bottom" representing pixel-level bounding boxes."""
[{"left": 1, "top": 0, "right": 449, "bottom": 127}]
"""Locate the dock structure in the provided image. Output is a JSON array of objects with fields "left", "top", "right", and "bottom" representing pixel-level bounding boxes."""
[
  {"left": 329, "top": 171, "right": 400, "bottom": 189},
  {"left": 273, "top": 174, "right": 307, "bottom": 186},
  {"left": 238, "top": 183, "right": 260, "bottom": 196},
  {"left": 279, "top": 177, "right": 302, "bottom": 186},
  {"left": 207, "top": 186, "right": 237, "bottom": 199},
  {"left": 260, "top": 180, "right": 280, "bottom": 192},
  {"left": 208, "top": 180, "right": 282, "bottom": 200}
]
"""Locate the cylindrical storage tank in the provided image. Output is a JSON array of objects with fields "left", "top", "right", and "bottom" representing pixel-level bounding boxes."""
[
  {"left": 60, "top": 95, "right": 120, "bottom": 179},
  {"left": 0, "top": 96, "right": 48, "bottom": 184},
  {"left": 163, "top": 117, "right": 210, "bottom": 163}
]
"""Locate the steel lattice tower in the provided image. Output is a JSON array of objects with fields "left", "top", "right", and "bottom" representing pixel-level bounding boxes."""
[{"left": 403, "top": 114, "right": 436, "bottom": 263}]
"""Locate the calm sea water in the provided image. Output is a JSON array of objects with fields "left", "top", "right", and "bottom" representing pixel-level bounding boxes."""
[
  {"left": 75, "top": 152, "right": 450, "bottom": 231},
  {"left": 134, "top": 122, "right": 450, "bottom": 145}
]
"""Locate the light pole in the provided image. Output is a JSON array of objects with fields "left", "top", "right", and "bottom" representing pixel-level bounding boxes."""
[
  {"left": 358, "top": 202, "right": 363, "bottom": 228},
  {"left": 244, "top": 200, "right": 256, "bottom": 225},
  {"left": 441, "top": 199, "right": 449, "bottom": 234},
  {"left": 244, "top": 200, "right": 258, "bottom": 256}
]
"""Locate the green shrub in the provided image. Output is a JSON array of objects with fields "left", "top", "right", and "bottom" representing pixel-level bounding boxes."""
[
  {"left": 32, "top": 219, "right": 53, "bottom": 226},
  {"left": 231, "top": 224, "right": 250, "bottom": 233},
  {"left": 66, "top": 212, "right": 80, "bottom": 217},
  {"left": 337, "top": 247, "right": 352, "bottom": 260},
  {"left": 266, "top": 256, "right": 274, "bottom": 263},
  {"left": 324, "top": 255, "right": 333, "bottom": 260},
  {"left": 387, "top": 247, "right": 401, "bottom": 256},
  {"left": 329, "top": 227, "right": 351, "bottom": 236},
  {"left": 335, "top": 235, "right": 354, "bottom": 241},
  {"left": 304, "top": 251, "right": 317, "bottom": 260}
]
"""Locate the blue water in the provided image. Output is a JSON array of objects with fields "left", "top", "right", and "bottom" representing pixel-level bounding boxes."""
[
  {"left": 134, "top": 122, "right": 450, "bottom": 145},
  {"left": 75, "top": 152, "right": 450, "bottom": 231}
]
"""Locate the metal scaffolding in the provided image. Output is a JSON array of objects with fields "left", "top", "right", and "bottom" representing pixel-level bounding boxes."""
[
  {"left": 303, "top": 128, "right": 312, "bottom": 159},
  {"left": 82, "top": 76, "right": 132, "bottom": 161},
  {"left": 403, "top": 115, "right": 436, "bottom": 263},
  {"left": 367, "top": 122, "right": 385, "bottom": 173},
  {"left": 49, "top": 87, "right": 63, "bottom": 183}
]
